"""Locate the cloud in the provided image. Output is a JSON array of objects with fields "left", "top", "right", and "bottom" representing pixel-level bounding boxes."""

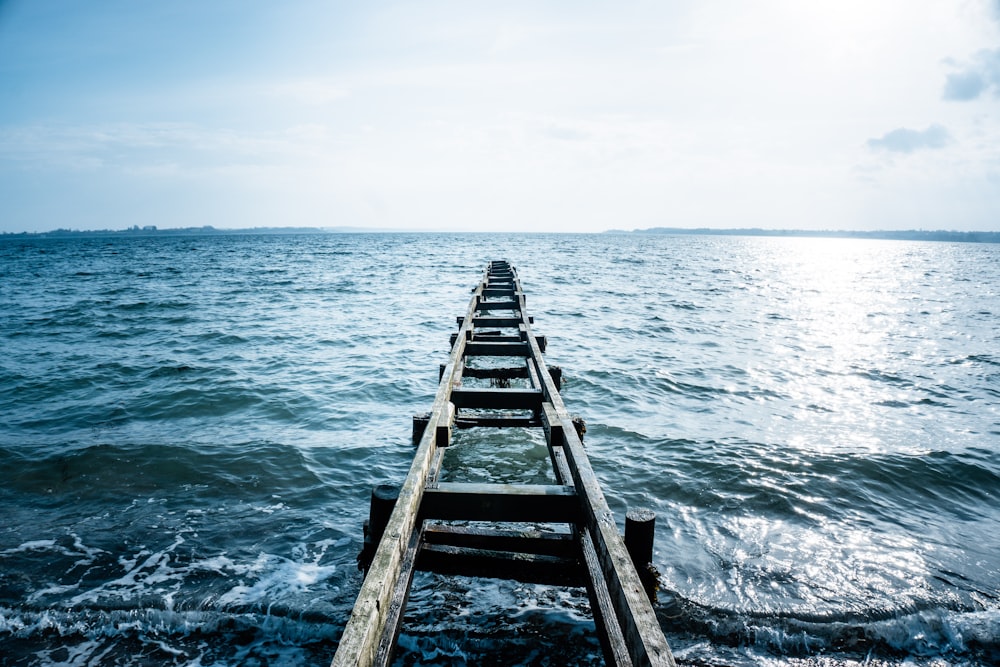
[
  {"left": 942, "top": 48, "right": 1000, "bottom": 100},
  {"left": 866, "top": 124, "right": 950, "bottom": 153}
]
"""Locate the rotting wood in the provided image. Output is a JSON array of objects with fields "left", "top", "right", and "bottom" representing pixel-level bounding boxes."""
[{"left": 333, "top": 261, "right": 675, "bottom": 667}]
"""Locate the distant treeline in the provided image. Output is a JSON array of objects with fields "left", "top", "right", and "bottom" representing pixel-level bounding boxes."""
[{"left": 607, "top": 227, "right": 1000, "bottom": 244}]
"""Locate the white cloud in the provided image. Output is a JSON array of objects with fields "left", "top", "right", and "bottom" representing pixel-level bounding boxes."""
[
  {"left": 867, "top": 125, "right": 951, "bottom": 154},
  {"left": 942, "top": 49, "right": 1000, "bottom": 100}
]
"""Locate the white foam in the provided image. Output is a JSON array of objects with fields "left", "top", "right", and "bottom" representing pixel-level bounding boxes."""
[
  {"left": 0, "top": 539, "right": 57, "bottom": 554},
  {"left": 216, "top": 553, "right": 337, "bottom": 608}
]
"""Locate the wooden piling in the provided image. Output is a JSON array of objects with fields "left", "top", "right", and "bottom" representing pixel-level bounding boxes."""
[
  {"left": 359, "top": 484, "right": 400, "bottom": 574},
  {"left": 411, "top": 413, "right": 430, "bottom": 446},
  {"left": 625, "top": 508, "right": 658, "bottom": 602}
]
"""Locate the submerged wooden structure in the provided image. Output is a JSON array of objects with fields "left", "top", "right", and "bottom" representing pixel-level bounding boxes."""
[{"left": 332, "top": 261, "right": 675, "bottom": 667}]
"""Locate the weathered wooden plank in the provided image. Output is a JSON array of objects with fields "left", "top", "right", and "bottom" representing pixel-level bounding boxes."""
[
  {"left": 422, "top": 524, "right": 577, "bottom": 558},
  {"left": 459, "top": 365, "right": 530, "bottom": 380},
  {"left": 450, "top": 387, "right": 543, "bottom": 410},
  {"left": 454, "top": 414, "right": 541, "bottom": 428},
  {"left": 474, "top": 299, "right": 520, "bottom": 312},
  {"left": 580, "top": 526, "right": 632, "bottom": 667},
  {"left": 483, "top": 288, "right": 517, "bottom": 298},
  {"left": 470, "top": 333, "right": 523, "bottom": 342},
  {"left": 468, "top": 316, "right": 533, "bottom": 327},
  {"left": 417, "top": 544, "right": 585, "bottom": 586},
  {"left": 464, "top": 341, "right": 531, "bottom": 356},
  {"left": 371, "top": 526, "right": 423, "bottom": 666},
  {"left": 420, "top": 482, "right": 579, "bottom": 523}
]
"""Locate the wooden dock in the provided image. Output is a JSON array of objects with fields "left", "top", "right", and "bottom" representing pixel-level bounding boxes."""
[{"left": 332, "top": 261, "right": 675, "bottom": 667}]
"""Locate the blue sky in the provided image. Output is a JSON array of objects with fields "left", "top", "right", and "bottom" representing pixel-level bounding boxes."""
[{"left": 1, "top": 0, "right": 999, "bottom": 233}]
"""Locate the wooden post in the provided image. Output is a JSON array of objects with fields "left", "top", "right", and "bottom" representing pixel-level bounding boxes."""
[
  {"left": 549, "top": 366, "right": 562, "bottom": 390},
  {"left": 625, "top": 508, "right": 658, "bottom": 602},
  {"left": 360, "top": 485, "right": 401, "bottom": 575},
  {"left": 369, "top": 485, "right": 400, "bottom": 550},
  {"left": 412, "top": 413, "right": 430, "bottom": 446},
  {"left": 572, "top": 416, "right": 586, "bottom": 442}
]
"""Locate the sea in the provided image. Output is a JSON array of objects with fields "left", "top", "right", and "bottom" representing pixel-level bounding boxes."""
[{"left": 1, "top": 232, "right": 997, "bottom": 667}]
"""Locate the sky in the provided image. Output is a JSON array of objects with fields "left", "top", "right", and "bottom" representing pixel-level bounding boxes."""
[{"left": 1, "top": 0, "right": 999, "bottom": 234}]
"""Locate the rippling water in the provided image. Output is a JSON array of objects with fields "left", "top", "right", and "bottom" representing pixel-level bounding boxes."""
[{"left": 1, "top": 233, "right": 998, "bottom": 666}]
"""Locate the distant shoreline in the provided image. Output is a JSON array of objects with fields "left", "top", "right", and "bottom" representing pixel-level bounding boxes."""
[
  {"left": 606, "top": 227, "right": 1000, "bottom": 243},
  {"left": 2, "top": 225, "right": 998, "bottom": 243},
  {"left": 0, "top": 225, "right": 402, "bottom": 238}
]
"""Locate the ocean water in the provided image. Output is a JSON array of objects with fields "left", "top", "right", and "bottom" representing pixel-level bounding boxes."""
[{"left": 1, "top": 232, "right": 997, "bottom": 667}]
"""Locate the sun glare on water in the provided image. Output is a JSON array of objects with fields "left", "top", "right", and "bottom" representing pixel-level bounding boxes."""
[{"left": 754, "top": 237, "right": 935, "bottom": 455}]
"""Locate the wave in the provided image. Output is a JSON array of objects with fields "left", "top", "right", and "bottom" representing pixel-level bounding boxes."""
[
  {"left": 1, "top": 607, "right": 342, "bottom": 666},
  {"left": 0, "top": 441, "right": 332, "bottom": 498},
  {"left": 662, "top": 595, "right": 1000, "bottom": 665}
]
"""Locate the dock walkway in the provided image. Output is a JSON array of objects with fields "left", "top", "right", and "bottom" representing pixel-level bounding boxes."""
[{"left": 332, "top": 261, "right": 675, "bottom": 667}]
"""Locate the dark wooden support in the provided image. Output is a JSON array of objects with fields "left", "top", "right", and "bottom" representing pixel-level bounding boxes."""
[
  {"left": 474, "top": 299, "right": 520, "bottom": 312},
  {"left": 412, "top": 413, "right": 430, "bottom": 446},
  {"left": 449, "top": 387, "right": 543, "bottom": 410},
  {"left": 417, "top": 544, "right": 585, "bottom": 586},
  {"left": 454, "top": 414, "right": 542, "bottom": 428},
  {"left": 420, "top": 482, "right": 579, "bottom": 523},
  {"left": 422, "top": 524, "right": 578, "bottom": 558},
  {"left": 469, "top": 332, "right": 523, "bottom": 343},
  {"left": 359, "top": 484, "right": 400, "bottom": 574},
  {"left": 459, "top": 366, "right": 530, "bottom": 380},
  {"left": 470, "top": 316, "right": 533, "bottom": 327},
  {"left": 549, "top": 366, "right": 563, "bottom": 391},
  {"left": 464, "top": 341, "right": 531, "bottom": 356},
  {"left": 483, "top": 288, "right": 517, "bottom": 298},
  {"left": 625, "top": 509, "right": 658, "bottom": 602},
  {"left": 370, "top": 485, "right": 399, "bottom": 549}
]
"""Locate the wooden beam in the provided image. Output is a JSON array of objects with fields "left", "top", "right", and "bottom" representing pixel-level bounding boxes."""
[
  {"left": 422, "top": 523, "right": 577, "bottom": 558},
  {"left": 475, "top": 299, "right": 520, "bottom": 312},
  {"left": 450, "top": 387, "right": 542, "bottom": 410},
  {"left": 459, "top": 366, "right": 530, "bottom": 380},
  {"left": 483, "top": 288, "right": 517, "bottom": 298},
  {"left": 470, "top": 333, "right": 523, "bottom": 342},
  {"left": 371, "top": 526, "right": 423, "bottom": 666},
  {"left": 417, "top": 544, "right": 585, "bottom": 587},
  {"left": 580, "top": 525, "right": 632, "bottom": 667},
  {"left": 420, "top": 482, "right": 579, "bottom": 523},
  {"left": 470, "top": 316, "right": 533, "bottom": 327},
  {"left": 454, "top": 414, "right": 541, "bottom": 428},
  {"left": 464, "top": 341, "right": 530, "bottom": 356}
]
